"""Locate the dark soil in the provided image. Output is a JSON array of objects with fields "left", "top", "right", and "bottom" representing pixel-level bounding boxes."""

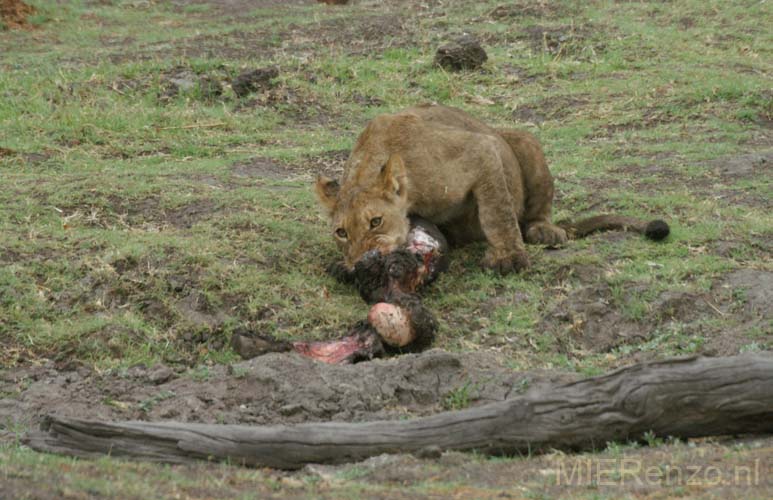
[
  {"left": 296, "top": 13, "right": 413, "bottom": 56},
  {"left": 48, "top": 194, "right": 225, "bottom": 230},
  {"left": 231, "top": 66, "right": 279, "bottom": 98},
  {"left": 543, "top": 264, "right": 772, "bottom": 357},
  {"left": 488, "top": 1, "right": 577, "bottom": 21},
  {"left": 231, "top": 157, "right": 300, "bottom": 180},
  {"left": 707, "top": 150, "right": 772, "bottom": 179},
  {"left": 105, "top": 9, "right": 414, "bottom": 64},
  {"left": 481, "top": 22, "right": 607, "bottom": 59},
  {"left": 611, "top": 150, "right": 773, "bottom": 208},
  {"left": 230, "top": 151, "right": 350, "bottom": 181},
  {"left": 512, "top": 94, "right": 591, "bottom": 125}
]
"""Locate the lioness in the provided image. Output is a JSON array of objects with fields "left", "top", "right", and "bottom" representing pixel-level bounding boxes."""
[{"left": 316, "top": 104, "right": 668, "bottom": 273}]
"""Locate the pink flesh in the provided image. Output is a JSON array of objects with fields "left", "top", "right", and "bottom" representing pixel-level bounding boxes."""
[
  {"left": 292, "top": 334, "right": 375, "bottom": 364},
  {"left": 405, "top": 227, "right": 441, "bottom": 285}
]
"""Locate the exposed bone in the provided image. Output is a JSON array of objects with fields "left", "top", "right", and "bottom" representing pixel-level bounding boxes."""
[{"left": 367, "top": 303, "right": 412, "bottom": 347}]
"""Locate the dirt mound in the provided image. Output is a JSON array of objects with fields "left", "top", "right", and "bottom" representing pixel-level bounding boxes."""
[
  {"left": 1, "top": 0, "right": 35, "bottom": 29},
  {"left": 0, "top": 350, "right": 575, "bottom": 443}
]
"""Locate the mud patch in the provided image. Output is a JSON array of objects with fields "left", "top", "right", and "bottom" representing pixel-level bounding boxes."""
[
  {"left": 706, "top": 150, "right": 772, "bottom": 179},
  {"left": 710, "top": 234, "right": 772, "bottom": 262},
  {"left": 107, "top": 10, "right": 413, "bottom": 63},
  {"left": 233, "top": 85, "right": 334, "bottom": 125},
  {"left": 610, "top": 149, "right": 772, "bottom": 208},
  {"left": 236, "top": 149, "right": 350, "bottom": 181},
  {"left": 289, "top": 13, "right": 413, "bottom": 56},
  {"left": 489, "top": 1, "right": 576, "bottom": 21},
  {"left": 701, "top": 269, "right": 773, "bottom": 356},
  {"left": 230, "top": 157, "right": 299, "bottom": 180},
  {"left": 56, "top": 195, "right": 225, "bottom": 230},
  {"left": 169, "top": 0, "right": 308, "bottom": 19},
  {"left": 510, "top": 24, "right": 607, "bottom": 59},
  {"left": 512, "top": 94, "right": 590, "bottom": 125},
  {"left": 0, "top": 350, "right": 575, "bottom": 437},
  {"left": 713, "top": 269, "right": 772, "bottom": 321},
  {"left": 543, "top": 267, "right": 771, "bottom": 356},
  {"left": 107, "top": 28, "right": 281, "bottom": 64},
  {"left": 0, "top": 147, "right": 51, "bottom": 165},
  {"left": 597, "top": 105, "right": 684, "bottom": 137},
  {"left": 544, "top": 282, "right": 655, "bottom": 353}
]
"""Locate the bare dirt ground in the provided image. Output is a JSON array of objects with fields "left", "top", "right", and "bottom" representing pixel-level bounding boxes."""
[{"left": 0, "top": 350, "right": 572, "bottom": 433}]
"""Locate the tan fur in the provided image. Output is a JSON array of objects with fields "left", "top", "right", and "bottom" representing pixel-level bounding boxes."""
[{"left": 316, "top": 104, "right": 571, "bottom": 273}]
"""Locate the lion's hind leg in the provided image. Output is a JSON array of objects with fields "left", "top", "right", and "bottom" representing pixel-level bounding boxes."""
[{"left": 496, "top": 128, "right": 568, "bottom": 248}]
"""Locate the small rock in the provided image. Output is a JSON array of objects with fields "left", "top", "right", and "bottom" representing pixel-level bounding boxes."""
[
  {"left": 158, "top": 70, "right": 223, "bottom": 101},
  {"left": 435, "top": 35, "right": 488, "bottom": 71},
  {"left": 168, "top": 76, "right": 196, "bottom": 92},
  {"left": 125, "top": 364, "right": 148, "bottom": 379},
  {"left": 148, "top": 365, "right": 174, "bottom": 385},
  {"left": 230, "top": 327, "right": 292, "bottom": 359},
  {"left": 158, "top": 70, "right": 197, "bottom": 101},
  {"left": 231, "top": 67, "right": 279, "bottom": 98}
]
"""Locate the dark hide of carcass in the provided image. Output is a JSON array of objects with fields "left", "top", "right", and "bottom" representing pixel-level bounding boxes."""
[{"left": 231, "top": 216, "right": 449, "bottom": 363}]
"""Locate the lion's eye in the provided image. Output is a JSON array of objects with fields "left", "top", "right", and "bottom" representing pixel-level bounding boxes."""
[
  {"left": 370, "top": 217, "right": 382, "bottom": 229},
  {"left": 335, "top": 228, "right": 347, "bottom": 239}
]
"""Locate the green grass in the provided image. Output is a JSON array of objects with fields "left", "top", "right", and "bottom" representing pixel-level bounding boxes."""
[
  {"left": 1, "top": 0, "right": 772, "bottom": 496},
  {"left": 0, "top": 0, "right": 769, "bottom": 368}
]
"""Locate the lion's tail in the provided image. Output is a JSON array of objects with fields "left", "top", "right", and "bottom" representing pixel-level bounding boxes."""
[{"left": 558, "top": 215, "right": 670, "bottom": 241}]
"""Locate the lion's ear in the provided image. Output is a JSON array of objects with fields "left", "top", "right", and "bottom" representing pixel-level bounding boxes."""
[
  {"left": 378, "top": 154, "right": 407, "bottom": 202},
  {"left": 315, "top": 175, "right": 340, "bottom": 214}
]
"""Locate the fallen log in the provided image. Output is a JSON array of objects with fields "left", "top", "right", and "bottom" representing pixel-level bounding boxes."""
[{"left": 25, "top": 354, "right": 773, "bottom": 469}]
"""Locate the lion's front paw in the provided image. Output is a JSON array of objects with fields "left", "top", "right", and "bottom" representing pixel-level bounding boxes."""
[{"left": 482, "top": 249, "right": 530, "bottom": 274}]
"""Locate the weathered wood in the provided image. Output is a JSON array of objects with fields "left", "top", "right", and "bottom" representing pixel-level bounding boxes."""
[{"left": 25, "top": 354, "right": 773, "bottom": 469}]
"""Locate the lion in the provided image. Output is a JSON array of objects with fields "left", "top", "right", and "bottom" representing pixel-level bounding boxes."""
[{"left": 316, "top": 104, "right": 668, "bottom": 273}]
